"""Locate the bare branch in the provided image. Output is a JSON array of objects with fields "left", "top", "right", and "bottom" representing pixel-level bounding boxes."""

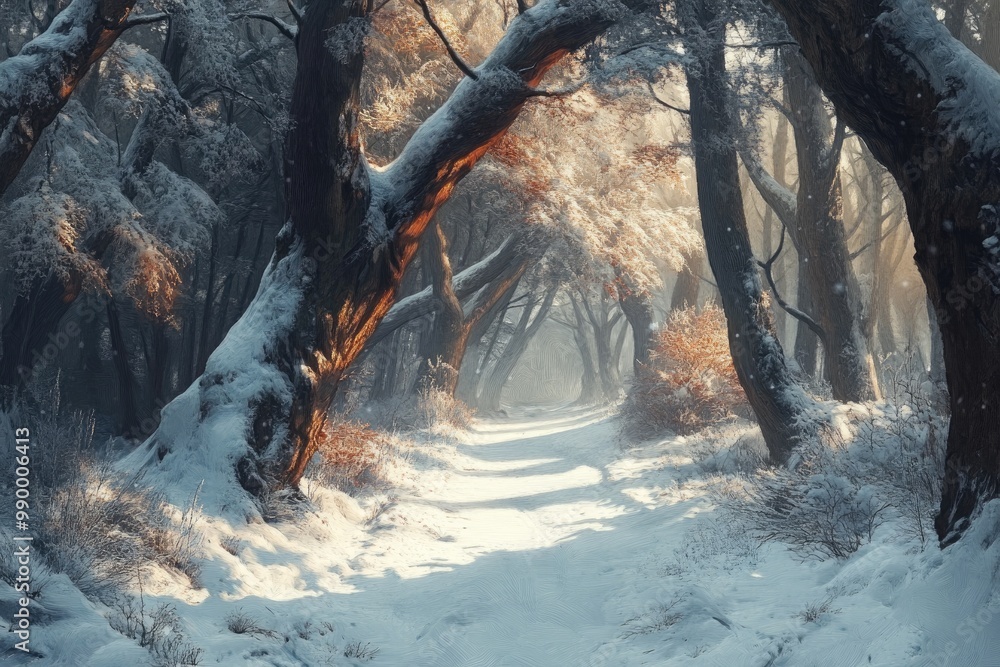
[
  {"left": 414, "top": 0, "right": 479, "bottom": 80},
  {"left": 231, "top": 12, "right": 297, "bottom": 40},
  {"left": 122, "top": 11, "right": 169, "bottom": 29},
  {"left": 646, "top": 81, "right": 689, "bottom": 115},
  {"left": 757, "top": 225, "right": 828, "bottom": 345},
  {"left": 286, "top": 0, "right": 304, "bottom": 25}
]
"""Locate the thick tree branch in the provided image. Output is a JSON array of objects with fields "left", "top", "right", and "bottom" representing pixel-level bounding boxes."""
[
  {"left": 739, "top": 145, "right": 798, "bottom": 231},
  {"left": 286, "top": 0, "right": 303, "bottom": 25},
  {"left": 122, "top": 11, "right": 169, "bottom": 29},
  {"left": 368, "top": 235, "right": 526, "bottom": 346},
  {"left": 0, "top": 0, "right": 140, "bottom": 195}
]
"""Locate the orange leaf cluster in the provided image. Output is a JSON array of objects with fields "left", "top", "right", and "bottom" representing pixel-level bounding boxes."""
[{"left": 622, "top": 304, "right": 747, "bottom": 437}]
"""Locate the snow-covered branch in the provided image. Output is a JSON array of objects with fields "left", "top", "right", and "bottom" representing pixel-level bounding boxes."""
[{"left": 0, "top": 0, "right": 139, "bottom": 195}]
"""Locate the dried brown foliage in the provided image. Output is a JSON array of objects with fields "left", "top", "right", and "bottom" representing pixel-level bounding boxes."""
[
  {"left": 621, "top": 304, "right": 747, "bottom": 438},
  {"left": 311, "top": 419, "right": 392, "bottom": 492}
]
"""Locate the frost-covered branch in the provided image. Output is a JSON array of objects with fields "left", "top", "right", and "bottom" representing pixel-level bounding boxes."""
[
  {"left": 369, "top": 234, "right": 526, "bottom": 346},
  {"left": 122, "top": 11, "right": 169, "bottom": 30},
  {"left": 0, "top": 0, "right": 140, "bottom": 195},
  {"left": 739, "top": 145, "right": 797, "bottom": 230}
]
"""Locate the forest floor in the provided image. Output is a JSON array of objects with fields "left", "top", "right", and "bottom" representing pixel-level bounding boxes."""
[{"left": 11, "top": 406, "right": 1000, "bottom": 665}]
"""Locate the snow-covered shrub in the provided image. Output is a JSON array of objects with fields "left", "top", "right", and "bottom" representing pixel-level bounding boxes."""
[
  {"left": 719, "top": 430, "right": 893, "bottom": 560},
  {"left": 38, "top": 463, "right": 203, "bottom": 597},
  {"left": 720, "top": 373, "right": 948, "bottom": 559},
  {"left": 225, "top": 609, "right": 277, "bottom": 638},
  {"left": 417, "top": 385, "right": 474, "bottom": 430},
  {"left": 620, "top": 304, "right": 747, "bottom": 438},
  {"left": 109, "top": 593, "right": 203, "bottom": 666},
  {"left": 308, "top": 418, "right": 394, "bottom": 493}
]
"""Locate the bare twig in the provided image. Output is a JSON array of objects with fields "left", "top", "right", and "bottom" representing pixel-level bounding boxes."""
[
  {"left": 646, "top": 81, "right": 689, "bottom": 115},
  {"left": 414, "top": 0, "right": 478, "bottom": 80},
  {"left": 286, "top": 0, "right": 304, "bottom": 25},
  {"left": 757, "top": 224, "right": 828, "bottom": 345}
]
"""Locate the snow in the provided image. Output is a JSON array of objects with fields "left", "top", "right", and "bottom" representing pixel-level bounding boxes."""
[
  {"left": 19, "top": 405, "right": 1000, "bottom": 664},
  {"left": 118, "top": 234, "right": 307, "bottom": 513},
  {"left": 880, "top": 0, "right": 1000, "bottom": 157}
]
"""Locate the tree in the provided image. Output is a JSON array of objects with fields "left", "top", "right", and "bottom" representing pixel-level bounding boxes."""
[
  {"left": 133, "top": 0, "right": 652, "bottom": 502},
  {"left": 741, "top": 49, "right": 880, "bottom": 402},
  {"left": 680, "top": 0, "right": 816, "bottom": 462},
  {"left": 768, "top": 0, "right": 1000, "bottom": 544}
]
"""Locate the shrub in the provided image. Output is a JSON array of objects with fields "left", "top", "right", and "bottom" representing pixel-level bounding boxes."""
[
  {"left": 720, "top": 376, "right": 947, "bottom": 560},
  {"left": 417, "top": 383, "right": 474, "bottom": 430},
  {"left": 109, "top": 592, "right": 203, "bottom": 666},
  {"left": 1, "top": 393, "right": 202, "bottom": 599},
  {"left": 621, "top": 303, "right": 746, "bottom": 438},
  {"left": 308, "top": 418, "right": 393, "bottom": 493},
  {"left": 719, "top": 426, "right": 893, "bottom": 561},
  {"left": 343, "top": 641, "right": 380, "bottom": 661},
  {"left": 225, "top": 609, "right": 277, "bottom": 638}
]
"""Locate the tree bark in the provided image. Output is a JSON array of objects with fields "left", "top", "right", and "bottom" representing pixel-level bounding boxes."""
[
  {"left": 416, "top": 222, "right": 468, "bottom": 395},
  {"left": 769, "top": 0, "right": 1000, "bottom": 543},
  {"left": 685, "top": 0, "right": 815, "bottom": 463}
]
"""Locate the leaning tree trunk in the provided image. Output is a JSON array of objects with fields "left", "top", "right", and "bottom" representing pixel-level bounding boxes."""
[
  {"left": 770, "top": 0, "right": 1000, "bottom": 544},
  {"left": 685, "top": 0, "right": 815, "bottom": 463},
  {"left": 415, "top": 224, "right": 531, "bottom": 397},
  {"left": 133, "top": 0, "right": 644, "bottom": 503}
]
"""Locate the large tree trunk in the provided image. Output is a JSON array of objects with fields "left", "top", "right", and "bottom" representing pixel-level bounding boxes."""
[
  {"left": 743, "top": 51, "right": 878, "bottom": 400},
  {"left": 134, "top": 0, "right": 642, "bottom": 503},
  {"left": 685, "top": 0, "right": 815, "bottom": 463},
  {"left": 785, "top": 51, "right": 879, "bottom": 401},
  {"left": 769, "top": 0, "right": 1000, "bottom": 544}
]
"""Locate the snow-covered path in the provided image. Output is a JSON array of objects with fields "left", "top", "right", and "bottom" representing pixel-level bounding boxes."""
[
  {"left": 30, "top": 407, "right": 1000, "bottom": 665},
  {"left": 189, "top": 406, "right": 720, "bottom": 666}
]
